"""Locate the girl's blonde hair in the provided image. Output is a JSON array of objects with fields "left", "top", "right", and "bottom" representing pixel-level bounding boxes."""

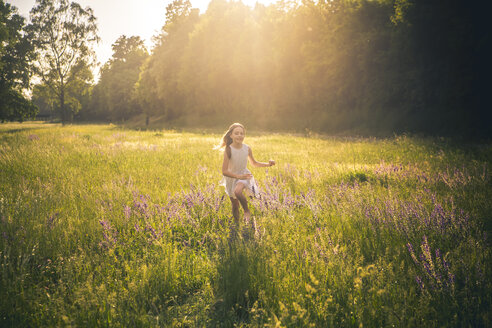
[{"left": 216, "top": 123, "right": 245, "bottom": 158}]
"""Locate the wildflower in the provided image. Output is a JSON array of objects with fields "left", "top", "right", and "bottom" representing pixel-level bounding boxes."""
[
  {"left": 416, "top": 276, "right": 425, "bottom": 291},
  {"left": 123, "top": 205, "right": 131, "bottom": 219},
  {"left": 407, "top": 242, "right": 419, "bottom": 264},
  {"left": 408, "top": 236, "right": 455, "bottom": 292},
  {"left": 99, "top": 219, "right": 117, "bottom": 249},
  {"left": 145, "top": 224, "right": 158, "bottom": 239}
]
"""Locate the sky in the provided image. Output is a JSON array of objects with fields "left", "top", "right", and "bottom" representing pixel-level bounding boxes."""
[{"left": 9, "top": 0, "right": 278, "bottom": 71}]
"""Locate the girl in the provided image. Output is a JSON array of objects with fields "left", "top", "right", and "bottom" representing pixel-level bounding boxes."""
[{"left": 218, "top": 123, "right": 275, "bottom": 223}]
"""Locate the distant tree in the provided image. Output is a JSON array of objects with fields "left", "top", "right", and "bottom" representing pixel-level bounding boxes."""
[
  {"left": 32, "top": 60, "right": 93, "bottom": 121},
  {"left": 92, "top": 35, "right": 148, "bottom": 122},
  {"left": 136, "top": 0, "right": 199, "bottom": 123},
  {"left": 0, "top": 1, "right": 37, "bottom": 122},
  {"left": 115, "top": 0, "right": 491, "bottom": 136},
  {"left": 27, "top": 0, "right": 99, "bottom": 124},
  {"left": 134, "top": 57, "right": 159, "bottom": 126},
  {"left": 388, "top": 0, "right": 490, "bottom": 135},
  {"left": 179, "top": 0, "right": 262, "bottom": 123},
  {"left": 31, "top": 83, "right": 55, "bottom": 120}
]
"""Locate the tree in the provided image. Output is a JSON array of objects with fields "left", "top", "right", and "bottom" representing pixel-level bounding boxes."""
[
  {"left": 92, "top": 35, "right": 148, "bottom": 122},
  {"left": 136, "top": 0, "right": 199, "bottom": 123},
  {"left": 113, "top": 0, "right": 491, "bottom": 136},
  {"left": 179, "top": 0, "right": 264, "bottom": 124},
  {"left": 0, "top": 1, "right": 37, "bottom": 122},
  {"left": 27, "top": 0, "right": 99, "bottom": 124},
  {"left": 32, "top": 59, "right": 93, "bottom": 121}
]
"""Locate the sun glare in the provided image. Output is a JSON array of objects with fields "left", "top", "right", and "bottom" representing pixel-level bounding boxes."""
[{"left": 11, "top": 0, "right": 282, "bottom": 69}]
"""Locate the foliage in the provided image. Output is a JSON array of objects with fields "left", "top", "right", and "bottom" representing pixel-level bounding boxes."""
[
  {"left": 88, "top": 36, "right": 148, "bottom": 122},
  {"left": 126, "top": 0, "right": 490, "bottom": 136},
  {"left": 27, "top": 0, "right": 99, "bottom": 124},
  {"left": 32, "top": 60, "right": 93, "bottom": 121},
  {"left": 0, "top": 1, "right": 37, "bottom": 122},
  {"left": 0, "top": 123, "right": 491, "bottom": 326},
  {"left": 134, "top": 0, "right": 200, "bottom": 124}
]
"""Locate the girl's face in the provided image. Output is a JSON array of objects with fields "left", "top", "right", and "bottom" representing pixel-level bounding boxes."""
[{"left": 230, "top": 126, "right": 245, "bottom": 144}]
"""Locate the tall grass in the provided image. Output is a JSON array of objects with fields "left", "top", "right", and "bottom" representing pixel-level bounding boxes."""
[{"left": 0, "top": 123, "right": 490, "bottom": 327}]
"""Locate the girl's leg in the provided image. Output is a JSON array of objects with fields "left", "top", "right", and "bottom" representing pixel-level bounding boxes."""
[
  {"left": 234, "top": 183, "right": 251, "bottom": 222},
  {"left": 230, "top": 197, "right": 240, "bottom": 224}
]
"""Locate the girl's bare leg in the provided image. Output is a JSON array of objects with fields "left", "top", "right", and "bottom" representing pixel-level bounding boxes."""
[
  {"left": 230, "top": 197, "right": 240, "bottom": 224},
  {"left": 234, "top": 183, "right": 251, "bottom": 222}
]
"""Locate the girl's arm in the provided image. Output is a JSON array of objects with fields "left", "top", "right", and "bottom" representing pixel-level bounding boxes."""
[
  {"left": 248, "top": 147, "right": 275, "bottom": 168},
  {"left": 222, "top": 150, "right": 252, "bottom": 179}
]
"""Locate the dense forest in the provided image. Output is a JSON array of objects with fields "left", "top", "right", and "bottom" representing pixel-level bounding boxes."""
[{"left": 1, "top": 0, "right": 491, "bottom": 136}]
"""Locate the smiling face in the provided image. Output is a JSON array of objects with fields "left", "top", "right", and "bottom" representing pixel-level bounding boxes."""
[{"left": 230, "top": 126, "right": 245, "bottom": 145}]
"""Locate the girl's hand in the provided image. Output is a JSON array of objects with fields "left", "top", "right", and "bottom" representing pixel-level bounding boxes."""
[
  {"left": 237, "top": 173, "right": 253, "bottom": 180},
  {"left": 268, "top": 160, "right": 276, "bottom": 167}
]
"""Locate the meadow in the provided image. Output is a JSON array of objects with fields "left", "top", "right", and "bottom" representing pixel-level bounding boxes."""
[{"left": 0, "top": 122, "right": 490, "bottom": 327}]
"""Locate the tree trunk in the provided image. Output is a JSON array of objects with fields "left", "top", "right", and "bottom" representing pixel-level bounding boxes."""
[
  {"left": 60, "top": 86, "right": 66, "bottom": 125},
  {"left": 60, "top": 75, "right": 67, "bottom": 125}
]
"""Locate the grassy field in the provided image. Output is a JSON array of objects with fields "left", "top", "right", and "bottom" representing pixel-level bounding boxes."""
[{"left": 0, "top": 122, "right": 491, "bottom": 327}]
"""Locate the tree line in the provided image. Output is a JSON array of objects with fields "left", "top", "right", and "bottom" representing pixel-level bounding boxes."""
[{"left": 1, "top": 0, "right": 490, "bottom": 136}]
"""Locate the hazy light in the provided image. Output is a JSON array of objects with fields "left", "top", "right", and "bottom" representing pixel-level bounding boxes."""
[{"left": 9, "top": 0, "right": 279, "bottom": 75}]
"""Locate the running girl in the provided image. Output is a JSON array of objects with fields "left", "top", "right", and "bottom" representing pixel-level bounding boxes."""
[{"left": 218, "top": 123, "right": 275, "bottom": 223}]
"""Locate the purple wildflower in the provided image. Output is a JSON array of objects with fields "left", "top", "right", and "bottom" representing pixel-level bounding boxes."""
[
  {"left": 123, "top": 205, "right": 131, "bottom": 219},
  {"left": 145, "top": 224, "right": 158, "bottom": 239},
  {"left": 408, "top": 236, "right": 455, "bottom": 291},
  {"left": 416, "top": 276, "right": 425, "bottom": 291},
  {"left": 448, "top": 272, "right": 455, "bottom": 287},
  {"left": 99, "top": 219, "right": 117, "bottom": 249},
  {"left": 407, "top": 242, "right": 419, "bottom": 264}
]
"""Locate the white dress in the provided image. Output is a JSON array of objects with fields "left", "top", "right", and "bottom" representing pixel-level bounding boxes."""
[{"left": 221, "top": 143, "right": 260, "bottom": 199}]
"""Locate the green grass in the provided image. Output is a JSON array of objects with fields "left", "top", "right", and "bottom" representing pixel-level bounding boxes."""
[{"left": 1, "top": 122, "right": 491, "bottom": 327}]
